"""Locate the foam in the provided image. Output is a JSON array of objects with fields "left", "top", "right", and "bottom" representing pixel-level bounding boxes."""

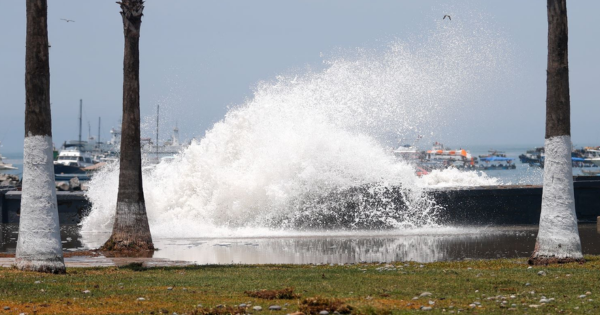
[{"left": 81, "top": 14, "right": 509, "bottom": 240}]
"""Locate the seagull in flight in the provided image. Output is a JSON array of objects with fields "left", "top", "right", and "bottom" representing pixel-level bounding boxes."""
[
  {"left": 443, "top": 15, "right": 451, "bottom": 21},
  {"left": 60, "top": 18, "right": 75, "bottom": 23}
]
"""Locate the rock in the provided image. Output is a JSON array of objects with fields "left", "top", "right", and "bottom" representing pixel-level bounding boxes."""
[
  {"left": 137, "top": 297, "right": 146, "bottom": 301},
  {"left": 319, "top": 311, "right": 329, "bottom": 315},
  {"left": 421, "top": 306, "right": 432, "bottom": 311},
  {"left": 167, "top": 287, "right": 173, "bottom": 290},
  {"left": 69, "top": 177, "right": 81, "bottom": 191},
  {"left": 537, "top": 271, "right": 546, "bottom": 276},
  {"left": 525, "top": 283, "right": 531, "bottom": 286},
  {"left": 239, "top": 304, "right": 247, "bottom": 308},
  {"left": 269, "top": 305, "right": 282, "bottom": 311},
  {"left": 56, "top": 181, "right": 70, "bottom": 191},
  {"left": 420, "top": 292, "right": 433, "bottom": 297},
  {"left": 468, "top": 304, "right": 476, "bottom": 308},
  {"left": 82, "top": 290, "right": 91, "bottom": 294},
  {"left": 253, "top": 306, "right": 263, "bottom": 311}
]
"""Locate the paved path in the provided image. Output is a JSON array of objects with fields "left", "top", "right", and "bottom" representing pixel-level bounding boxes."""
[{"left": 0, "top": 256, "right": 194, "bottom": 268}]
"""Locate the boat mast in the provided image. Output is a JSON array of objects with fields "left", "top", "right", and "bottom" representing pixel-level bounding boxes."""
[
  {"left": 78, "top": 99, "right": 82, "bottom": 151},
  {"left": 98, "top": 117, "right": 101, "bottom": 145},
  {"left": 156, "top": 104, "right": 159, "bottom": 160}
]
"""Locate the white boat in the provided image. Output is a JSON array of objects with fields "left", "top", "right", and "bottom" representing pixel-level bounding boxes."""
[
  {"left": 54, "top": 147, "right": 95, "bottom": 168},
  {"left": 393, "top": 144, "right": 423, "bottom": 161},
  {"left": 585, "top": 149, "right": 600, "bottom": 167},
  {"left": 0, "top": 142, "right": 18, "bottom": 171},
  {"left": 393, "top": 136, "right": 424, "bottom": 161}
]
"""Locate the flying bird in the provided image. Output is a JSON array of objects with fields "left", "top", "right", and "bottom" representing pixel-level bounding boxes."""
[
  {"left": 60, "top": 18, "right": 75, "bottom": 23},
  {"left": 443, "top": 15, "right": 451, "bottom": 21}
]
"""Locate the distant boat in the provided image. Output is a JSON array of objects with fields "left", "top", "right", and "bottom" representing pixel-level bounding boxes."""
[
  {"left": 54, "top": 147, "right": 95, "bottom": 168},
  {"left": 478, "top": 149, "right": 507, "bottom": 159},
  {"left": 0, "top": 142, "right": 17, "bottom": 171},
  {"left": 584, "top": 149, "right": 600, "bottom": 167},
  {"left": 477, "top": 156, "right": 517, "bottom": 170},
  {"left": 142, "top": 105, "right": 187, "bottom": 162},
  {"left": 393, "top": 136, "right": 424, "bottom": 162},
  {"left": 519, "top": 147, "right": 544, "bottom": 164},
  {"left": 581, "top": 169, "right": 600, "bottom": 176}
]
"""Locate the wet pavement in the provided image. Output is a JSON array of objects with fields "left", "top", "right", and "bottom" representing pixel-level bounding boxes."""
[{"left": 2, "top": 224, "right": 599, "bottom": 265}]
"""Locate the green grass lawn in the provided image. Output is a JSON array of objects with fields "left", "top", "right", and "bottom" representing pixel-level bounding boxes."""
[{"left": 1, "top": 256, "right": 600, "bottom": 314}]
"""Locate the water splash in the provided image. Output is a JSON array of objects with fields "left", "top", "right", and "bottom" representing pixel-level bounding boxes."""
[{"left": 82, "top": 14, "right": 510, "bottom": 238}]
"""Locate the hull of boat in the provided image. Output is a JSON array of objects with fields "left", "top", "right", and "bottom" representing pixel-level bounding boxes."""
[{"left": 587, "top": 158, "right": 600, "bottom": 167}]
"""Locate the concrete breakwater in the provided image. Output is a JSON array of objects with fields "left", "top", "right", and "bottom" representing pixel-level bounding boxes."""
[{"left": 1, "top": 176, "right": 599, "bottom": 226}]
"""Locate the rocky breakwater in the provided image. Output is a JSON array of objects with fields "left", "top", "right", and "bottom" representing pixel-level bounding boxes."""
[{"left": 0, "top": 174, "right": 19, "bottom": 188}]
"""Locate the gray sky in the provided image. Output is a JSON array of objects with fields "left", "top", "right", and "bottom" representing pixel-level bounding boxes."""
[{"left": 1, "top": 1, "right": 599, "bottom": 153}]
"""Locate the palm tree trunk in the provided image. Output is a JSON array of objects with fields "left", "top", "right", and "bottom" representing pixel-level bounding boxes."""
[
  {"left": 101, "top": 0, "right": 153, "bottom": 252},
  {"left": 15, "top": 0, "right": 66, "bottom": 273},
  {"left": 529, "top": 0, "right": 583, "bottom": 265}
]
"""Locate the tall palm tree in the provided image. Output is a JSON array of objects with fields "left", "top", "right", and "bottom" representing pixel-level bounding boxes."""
[
  {"left": 529, "top": 0, "right": 583, "bottom": 265},
  {"left": 102, "top": 0, "right": 154, "bottom": 252},
  {"left": 16, "top": 0, "right": 66, "bottom": 273}
]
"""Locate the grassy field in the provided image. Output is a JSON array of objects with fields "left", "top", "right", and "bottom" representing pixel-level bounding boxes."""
[{"left": 1, "top": 256, "right": 600, "bottom": 314}]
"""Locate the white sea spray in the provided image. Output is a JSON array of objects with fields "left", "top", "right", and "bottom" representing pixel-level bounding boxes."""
[
  {"left": 417, "top": 168, "right": 499, "bottom": 188},
  {"left": 82, "top": 15, "right": 510, "bottom": 240}
]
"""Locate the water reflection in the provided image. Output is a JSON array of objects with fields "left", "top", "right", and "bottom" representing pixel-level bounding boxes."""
[{"left": 1, "top": 224, "right": 598, "bottom": 264}]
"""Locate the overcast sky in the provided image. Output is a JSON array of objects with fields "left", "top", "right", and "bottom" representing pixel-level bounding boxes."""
[{"left": 1, "top": 1, "right": 599, "bottom": 153}]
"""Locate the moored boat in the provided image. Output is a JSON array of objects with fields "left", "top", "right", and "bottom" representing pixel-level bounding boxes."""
[{"left": 0, "top": 143, "right": 17, "bottom": 171}]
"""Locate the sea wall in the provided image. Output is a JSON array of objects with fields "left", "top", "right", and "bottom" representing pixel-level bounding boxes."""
[
  {"left": 1, "top": 190, "right": 88, "bottom": 224},
  {"left": 1, "top": 176, "right": 599, "bottom": 225}
]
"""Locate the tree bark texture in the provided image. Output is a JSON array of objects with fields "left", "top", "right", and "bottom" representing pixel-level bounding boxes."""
[
  {"left": 530, "top": 0, "right": 583, "bottom": 266},
  {"left": 545, "top": 0, "right": 570, "bottom": 139},
  {"left": 16, "top": 0, "right": 66, "bottom": 274},
  {"left": 102, "top": 0, "right": 154, "bottom": 252},
  {"left": 24, "top": 0, "right": 51, "bottom": 137}
]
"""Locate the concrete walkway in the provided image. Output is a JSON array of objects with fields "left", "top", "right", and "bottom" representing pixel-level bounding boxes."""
[{"left": 0, "top": 256, "right": 194, "bottom": 268}]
